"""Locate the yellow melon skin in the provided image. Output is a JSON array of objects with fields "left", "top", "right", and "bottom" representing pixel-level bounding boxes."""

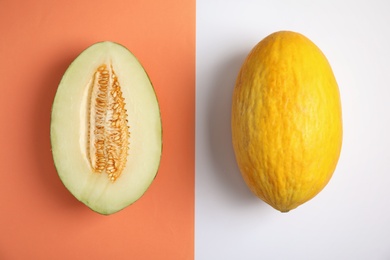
[{"left": 231, "top": 31, "right": 342, "bottom": 212}]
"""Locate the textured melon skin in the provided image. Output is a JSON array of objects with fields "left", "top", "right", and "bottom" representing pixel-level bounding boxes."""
[
  {"left": 231, "top": 31, "right": 342, "bottom": 212},
  {"left": 51, "top": 42, "right": 162, "bottom": 215}
]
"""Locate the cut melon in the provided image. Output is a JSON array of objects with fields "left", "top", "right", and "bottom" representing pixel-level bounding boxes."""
[{"left": 51, "top": 42, "right": 162, "bottom": 215}]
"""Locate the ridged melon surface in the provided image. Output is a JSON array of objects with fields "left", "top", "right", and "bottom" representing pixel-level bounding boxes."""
[{"left": 232, "top": 31, "right": 342, "bottom": 212}]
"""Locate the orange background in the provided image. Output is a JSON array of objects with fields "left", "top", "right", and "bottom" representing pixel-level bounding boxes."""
[{"left": 0, "top": 0, "right": 195, "bottom": 259}]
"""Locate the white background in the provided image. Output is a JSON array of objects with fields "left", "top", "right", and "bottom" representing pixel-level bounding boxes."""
[{"left": 196, "top": 0, "right": 390, "bottom": 259}]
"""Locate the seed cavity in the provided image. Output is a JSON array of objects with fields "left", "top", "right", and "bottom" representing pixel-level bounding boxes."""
[{"left": 88, "top": 64, "right": 130, "bottom": 182}]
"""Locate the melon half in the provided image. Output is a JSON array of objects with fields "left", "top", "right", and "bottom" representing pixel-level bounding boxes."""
[{"left": 51, "top": 42, "right": 162, "bottom": 215}]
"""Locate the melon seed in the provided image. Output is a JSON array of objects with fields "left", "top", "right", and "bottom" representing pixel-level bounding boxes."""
[{"left": 88, "top": 64, "right": 130, "bottom": 182}]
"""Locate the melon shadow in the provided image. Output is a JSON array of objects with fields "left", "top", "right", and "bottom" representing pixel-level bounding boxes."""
[{"left": 207, "top": 51, "right": 265, "bottom": 207}]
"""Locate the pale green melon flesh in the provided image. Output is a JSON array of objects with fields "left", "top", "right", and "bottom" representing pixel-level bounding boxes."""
[{"left": 51, "top": 42, "right": 162, "bottom": 215}]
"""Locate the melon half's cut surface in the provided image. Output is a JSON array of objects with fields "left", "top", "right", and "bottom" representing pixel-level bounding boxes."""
[{"left": 51, "top": 42, "right": 162, "bottom": 215}]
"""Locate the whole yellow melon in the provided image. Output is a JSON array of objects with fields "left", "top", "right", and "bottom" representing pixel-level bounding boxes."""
[{"left": 231, "top": 31, "right": 342, "bottom": 212}]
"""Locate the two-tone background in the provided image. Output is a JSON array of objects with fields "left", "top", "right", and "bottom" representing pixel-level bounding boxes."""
[{"left": 1, "top": 0, "right": 390, "bottom": 259}]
